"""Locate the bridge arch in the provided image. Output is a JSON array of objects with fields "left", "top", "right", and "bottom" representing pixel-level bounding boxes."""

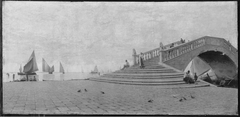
[
  {"left": 162, "top": 36, "right": 238, "bottom": 76},
  {"left": 183, "top": 50, "right": 237, "bottom": 79}
]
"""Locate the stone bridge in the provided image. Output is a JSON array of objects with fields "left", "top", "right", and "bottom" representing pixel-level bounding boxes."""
[
  {"left": 89, "top": 36, "right": 237, "bottom": 86},
  {"left": 133, "top": 36, "right": 238, "bottom": 78}
]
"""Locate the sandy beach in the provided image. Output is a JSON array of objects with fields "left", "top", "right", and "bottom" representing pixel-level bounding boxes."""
[{"left": 3, "top": 80, "right": 238, "bottom": 115}]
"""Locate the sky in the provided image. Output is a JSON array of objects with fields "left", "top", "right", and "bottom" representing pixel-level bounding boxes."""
[{"left": 3, "top": 2, "right": 238, "bottom": 73}]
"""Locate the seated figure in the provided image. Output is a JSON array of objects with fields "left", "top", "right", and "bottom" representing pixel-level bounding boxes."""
[
  {"left": 122, "top": 60, "right": 130, "bottom": 70},
  {"left": 183, "top": 70, "right": 195, "bottom": 84}
]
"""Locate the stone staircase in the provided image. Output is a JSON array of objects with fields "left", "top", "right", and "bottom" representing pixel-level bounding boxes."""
[
  {"left": 88, "top": 64, "right": 210, "bottom": 88},
  {"left": 87, "top": 36, "right": 237, "bottom": 88}
]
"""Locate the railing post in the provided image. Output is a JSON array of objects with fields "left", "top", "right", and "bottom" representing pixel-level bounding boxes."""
[
  {"left": 132, "top": 49, "right": 137, "bottom": 65},
  {"left": 177, "top": 48, "right": 179, "bottom": 56},
  {"left": 159, "top": 42, "right": 164, "bottom": 63}
]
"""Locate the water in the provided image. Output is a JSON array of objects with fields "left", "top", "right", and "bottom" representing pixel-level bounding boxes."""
[{"left": 2, "top": 72, "right": 101, "bottom": 82}]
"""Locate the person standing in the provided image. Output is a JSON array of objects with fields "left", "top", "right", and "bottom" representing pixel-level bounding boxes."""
[
  {"left": 194, "top": 73, "right": 198, "bottom": 82},
  {"left": 139, "top": 53, "right": 145, "bottom": 69},
  {"left": 13, "top": 74, "right": 15, "bottom": 81}
]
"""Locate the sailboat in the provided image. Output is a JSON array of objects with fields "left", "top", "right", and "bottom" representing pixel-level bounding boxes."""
[
  {"left": 16, "top": 51, "right": 39, "bottom": 81},
  {"left": 60, "top": 62, "right": 65, "bottom": 74},
  {"left": 42, "top": 58, "right": 54, "bottom": 74},
  {"left": 23, "top": 50, "right": 39, "bottom": 75},
  {"left": 18, "top": 64, "right": 25, "bottom": 75},
  {"left": 49, "top": 66, "right": 54, "bottom": 74},
  {"left": 90, "top": 65, "right": 100, "bottom": 75}
]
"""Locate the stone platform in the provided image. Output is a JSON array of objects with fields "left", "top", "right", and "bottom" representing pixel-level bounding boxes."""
[{"left": 3, "top": 80, "right": 238, "bottom": 115}]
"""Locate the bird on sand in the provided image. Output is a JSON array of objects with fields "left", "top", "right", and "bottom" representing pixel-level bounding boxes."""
[
  {"left": 148, "top": 99, "right": 153, "bottom": 103},
  {"left": 78, "top": 90, "right": 81, "bottom": 92},
  {"left": 101, "top": 91, "right": 105, "bottom": 94},
  {"left": 84, "top": 89, "right": 87, "bottom": 92}
]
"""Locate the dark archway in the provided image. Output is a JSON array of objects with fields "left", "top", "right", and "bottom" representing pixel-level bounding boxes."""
[{"left": 198, "top": 51, "right": 237, "bottom": 79}]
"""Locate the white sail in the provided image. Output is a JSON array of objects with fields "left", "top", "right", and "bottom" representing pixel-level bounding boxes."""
[
  {"left": 42, "top": 58, "right": 51, "bottom": 72},
  {"left": 60, "top": 62, "right": 65, "bottom": 73},
  {"left": 23, "top": 51, "right": 38, "bottom": 73}
]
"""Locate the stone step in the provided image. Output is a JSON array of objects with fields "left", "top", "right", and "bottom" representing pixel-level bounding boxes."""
[
  {"left": 87, "top": 78, "right": 210, "bottom": 88},
  {"left": 114, "top": 70, "right": 177, "bottom": 74},
  {"left": 144, "top": 61, "right": 159, "bottom": 64},
  {"left": 114, "top": 70, "right": 177, "bottom": 73},
  {"left": 91, "top": 77, "right": 184, "bottom": 82},
  {"left": 103, "top": 72, "right": 184, "bottom": 76},
  {"left": 116, "top": 68, "right": 176, "bottom": 71},
  {"left": 102, "top": 75, "right": 184, "bottom": 79},
  {"left": 88, "top": 78, "right": 187, "bottom": 85},
  {"left": 145, "top": 61, "right": 158, "bottom": 63},
  {"left": 129, "top": 65, "right": 166, "bottom": 69},
  {"left": 88, "top": 78, "right": 206, "bottom": 86}
]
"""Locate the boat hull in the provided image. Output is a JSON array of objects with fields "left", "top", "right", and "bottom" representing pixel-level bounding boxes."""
[
  {"left": 18, "top": 73, "right": 25, "bottom": 75},
  {"left": 14, "top": 74, "right": 39, "bottom": 82}
]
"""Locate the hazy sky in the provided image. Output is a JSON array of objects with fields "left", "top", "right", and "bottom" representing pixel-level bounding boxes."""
[{"left": 3, "top": 2, "right": 237, "bottom": 72}]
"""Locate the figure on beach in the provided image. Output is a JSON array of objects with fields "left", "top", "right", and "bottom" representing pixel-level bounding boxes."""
[
  {"left": 13, "top": 74, "right": 15, "bottom": 81},
  {"left": 139, "top": 53, "right": 145, "bottom": 69},
  {"left": 122, "top": 60, "right": 130, "bottom": 70},
  {"left": 194, "top": 73, "right": 198, "bottom": 82}
]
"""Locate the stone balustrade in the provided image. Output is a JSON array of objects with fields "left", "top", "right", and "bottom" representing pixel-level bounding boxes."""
[
  {"left": 162, "top": 38, "right": 206, "bottom": 62},
  {"left": 133, "top": 36, "right": 238, "bottom": 66},
  {"left": 134, "top": 48, "right": 160, "bottom": 65}
]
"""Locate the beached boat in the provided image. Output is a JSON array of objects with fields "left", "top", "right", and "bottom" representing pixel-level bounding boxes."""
[
  {"left": 49, "top": 66, "right": 54, "bottom": 74},
  {"left": 42, "top": 58, "right": 54, "bottom": 74},
  {"left": 23, "top": 51, "right": 38, "bottom": 75},
  {"left": 90, "top": 65, "right": 100, "bottom": 75},
  {"left": 60, "top": 62, "right": 65, "bottom": 74},
  {"left": 17, "top": 51, "right": 39, "bottom": 81}
]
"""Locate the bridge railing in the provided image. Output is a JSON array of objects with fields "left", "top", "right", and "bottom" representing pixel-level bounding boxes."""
[
  {"left": 133, "top": 36, "right": 237, "bottom": 66},
  {"left": 135, "top": 48, "right": 160, "bottom": 65},
  {"left": 162, "top": 36, "right": 238, "bottom": 62},
  {"left": 162, "top": 38, "right": 206, "bottom": 62},
  {"left": 133, "top": 40, "right": 183, "bottom": 65},
  {"left": 211, "top": 38, "right": 238, "bottom": 56}
]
